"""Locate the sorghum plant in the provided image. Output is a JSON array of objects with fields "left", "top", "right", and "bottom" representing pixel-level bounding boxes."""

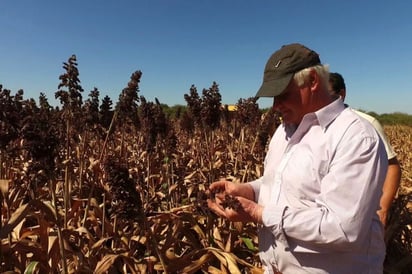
[
  {"left": 235, "top": 97, "right": 261, "bottom": 129},
  {"left": 103, "top": 155, "right": 143, "bottom": 225},
  {"left": 55, "top": 54, "right": 84, "bottom": 229},
  {"left": 184, "top": 85, "right": 202, "bottom": 129},
  {"left": 99, "top": 95, "right": 114, "bottom": 130},
  {"left": 20, "top": 100, "right": 60, "bottom": 193},
  {"left": 116, "top": 70, "right": 141, "bottom": 131},
  {"left": 0, "top": 87, "right": 24, "bottom": 178},
  {"left": 200, "top": 81, "right": 222, "bottom": 132}
]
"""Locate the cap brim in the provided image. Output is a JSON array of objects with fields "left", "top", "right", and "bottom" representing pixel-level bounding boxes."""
[{"left": 255, "top": 74, "right": 294, "bottom": 98}]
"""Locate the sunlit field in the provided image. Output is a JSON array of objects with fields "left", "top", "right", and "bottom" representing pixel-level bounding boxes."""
[
  {"left": 1, "top": 58, "right": 411, "bottom": 273},
  {"left": 385, "top": 125, "right": 412, "bottom": 194}
]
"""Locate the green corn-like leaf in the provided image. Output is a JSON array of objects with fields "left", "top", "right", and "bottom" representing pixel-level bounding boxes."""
[
  {"left": 24, "top": 261, "right": 40, "bottom": 274},
  {"left": 241, "top": 237, "right": 258, "bottom": 252}
]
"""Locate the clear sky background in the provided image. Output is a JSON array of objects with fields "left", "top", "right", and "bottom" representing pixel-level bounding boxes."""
[{"left": 1, "top": 0, "right": 411, "bottom": 114}]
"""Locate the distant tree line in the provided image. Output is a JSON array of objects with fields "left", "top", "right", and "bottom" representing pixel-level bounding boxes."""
[
  {"left": 159, "top": 106, "right": 412, "bottom": 126},
  {"left": 364, "top": 111, "right": 412, "bottom": 126}
]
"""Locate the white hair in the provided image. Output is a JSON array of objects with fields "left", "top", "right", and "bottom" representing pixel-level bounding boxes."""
[{"left": 293, "top": 64, "right": 330, "bottom": 88}]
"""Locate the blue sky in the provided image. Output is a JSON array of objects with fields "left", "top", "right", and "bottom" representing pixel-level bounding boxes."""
[{"left": 1, "top": 0, "right": 411, "bottom": 114}]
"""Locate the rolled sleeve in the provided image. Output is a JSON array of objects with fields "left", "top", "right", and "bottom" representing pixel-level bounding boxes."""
[
  {"left": 262, "top": 205, "right": 289, "bottom": 248},
  {"left": 248, "top": 178, "right": 262, "bottom": 202}
]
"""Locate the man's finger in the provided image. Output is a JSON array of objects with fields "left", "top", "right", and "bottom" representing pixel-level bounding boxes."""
[{"left": 207, "top": 199, "right": 226, "bottom": 217}]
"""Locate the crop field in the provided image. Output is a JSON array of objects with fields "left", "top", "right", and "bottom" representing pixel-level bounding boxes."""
[{"left": 1, "top": 61, "right": 411, "bottom": 273}]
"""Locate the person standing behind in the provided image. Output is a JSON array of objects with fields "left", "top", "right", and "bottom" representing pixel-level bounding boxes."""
[
  {"left": 328, "top": 72, "right": 402, "bottom": 227},
  {"left": 208, "top": 43, "right": 388, "bottom": 273}
]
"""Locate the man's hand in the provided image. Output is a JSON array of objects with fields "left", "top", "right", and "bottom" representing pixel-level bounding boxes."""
[
  {"left": 209, "top": 180, "right": 255, "bottom": 200},
  {"left": 207, "top": 193, "right": 263, "bottom": 223}
]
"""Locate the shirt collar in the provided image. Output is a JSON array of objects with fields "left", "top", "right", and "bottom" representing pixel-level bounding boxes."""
[
  {"left": 283, "top": 97, "right": 346, "bottom": 137},
  {"left": 315, "top": 97, "right": 346, "bottom": 131}
]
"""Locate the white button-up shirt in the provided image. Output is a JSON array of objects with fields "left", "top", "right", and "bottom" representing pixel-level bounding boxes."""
[{"left": 249, "top": 98, "right": 387, "bottom": 274}]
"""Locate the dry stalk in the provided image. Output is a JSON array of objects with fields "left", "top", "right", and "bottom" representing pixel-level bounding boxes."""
[
  {"left": 64, "top": 118, "right": 70, "bottom": 229},
  {"left": 48, "top": 179, "right": 68, "bottom": 274},
  {"left": 78, "top": 131, "right": 88, "bottom": 197},
  {"left": 82, "top": 111, "right": 118, "bottom": 226}
]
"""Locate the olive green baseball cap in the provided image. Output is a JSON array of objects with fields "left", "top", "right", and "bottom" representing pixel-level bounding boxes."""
[{"left": 255, "top": 43, "right": 321, "bottom": 97}]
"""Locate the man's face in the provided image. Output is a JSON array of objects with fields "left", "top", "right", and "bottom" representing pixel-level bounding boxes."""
[{"left": 272, "top": 79, "right": 312, "bottom": 125}]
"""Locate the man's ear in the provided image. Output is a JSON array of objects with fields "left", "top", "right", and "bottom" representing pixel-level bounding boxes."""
[{"left": 308, "top": 69, "right": 320, "bottom": 91}]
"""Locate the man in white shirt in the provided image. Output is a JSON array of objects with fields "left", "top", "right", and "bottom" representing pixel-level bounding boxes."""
[
  {"left": 328, "top": 72, "right": 401, "bottom": 227},
  {"left": 208, "top": 43, "right": 387, "bottom": 273}
]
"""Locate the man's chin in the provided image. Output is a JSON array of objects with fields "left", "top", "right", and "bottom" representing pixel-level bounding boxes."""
[
  {"left": 281, "top": 116, "right": 298, "bottom": 127},
  {"left": 280, "top": 113, "right": 291, "bottom": 124}
]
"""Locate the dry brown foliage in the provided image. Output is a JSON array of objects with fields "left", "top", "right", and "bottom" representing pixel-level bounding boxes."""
[
  {"left": 0, "top": 80, "right": 410, "bottom": 273},
  {"left": 383, "top": 125, "right": 412, "bottom": 274}
]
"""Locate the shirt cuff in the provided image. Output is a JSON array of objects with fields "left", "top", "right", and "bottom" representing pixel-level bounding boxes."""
[
  {"left": 247, "top": 178, "right": 262, "bottom": 202},
  {"left": 262, "top": 205, "right": 283, "bottom": 227},
  {"left": 262, "top": 205, "right": 290, "bottom": 248}
]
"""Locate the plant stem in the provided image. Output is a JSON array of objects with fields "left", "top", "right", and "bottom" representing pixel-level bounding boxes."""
[
  {"left": 82, "top": 111, "right": 118, "bottom": 226},
  {"left": 49, "top": 179, "right": 68, "bottom": 274}
]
